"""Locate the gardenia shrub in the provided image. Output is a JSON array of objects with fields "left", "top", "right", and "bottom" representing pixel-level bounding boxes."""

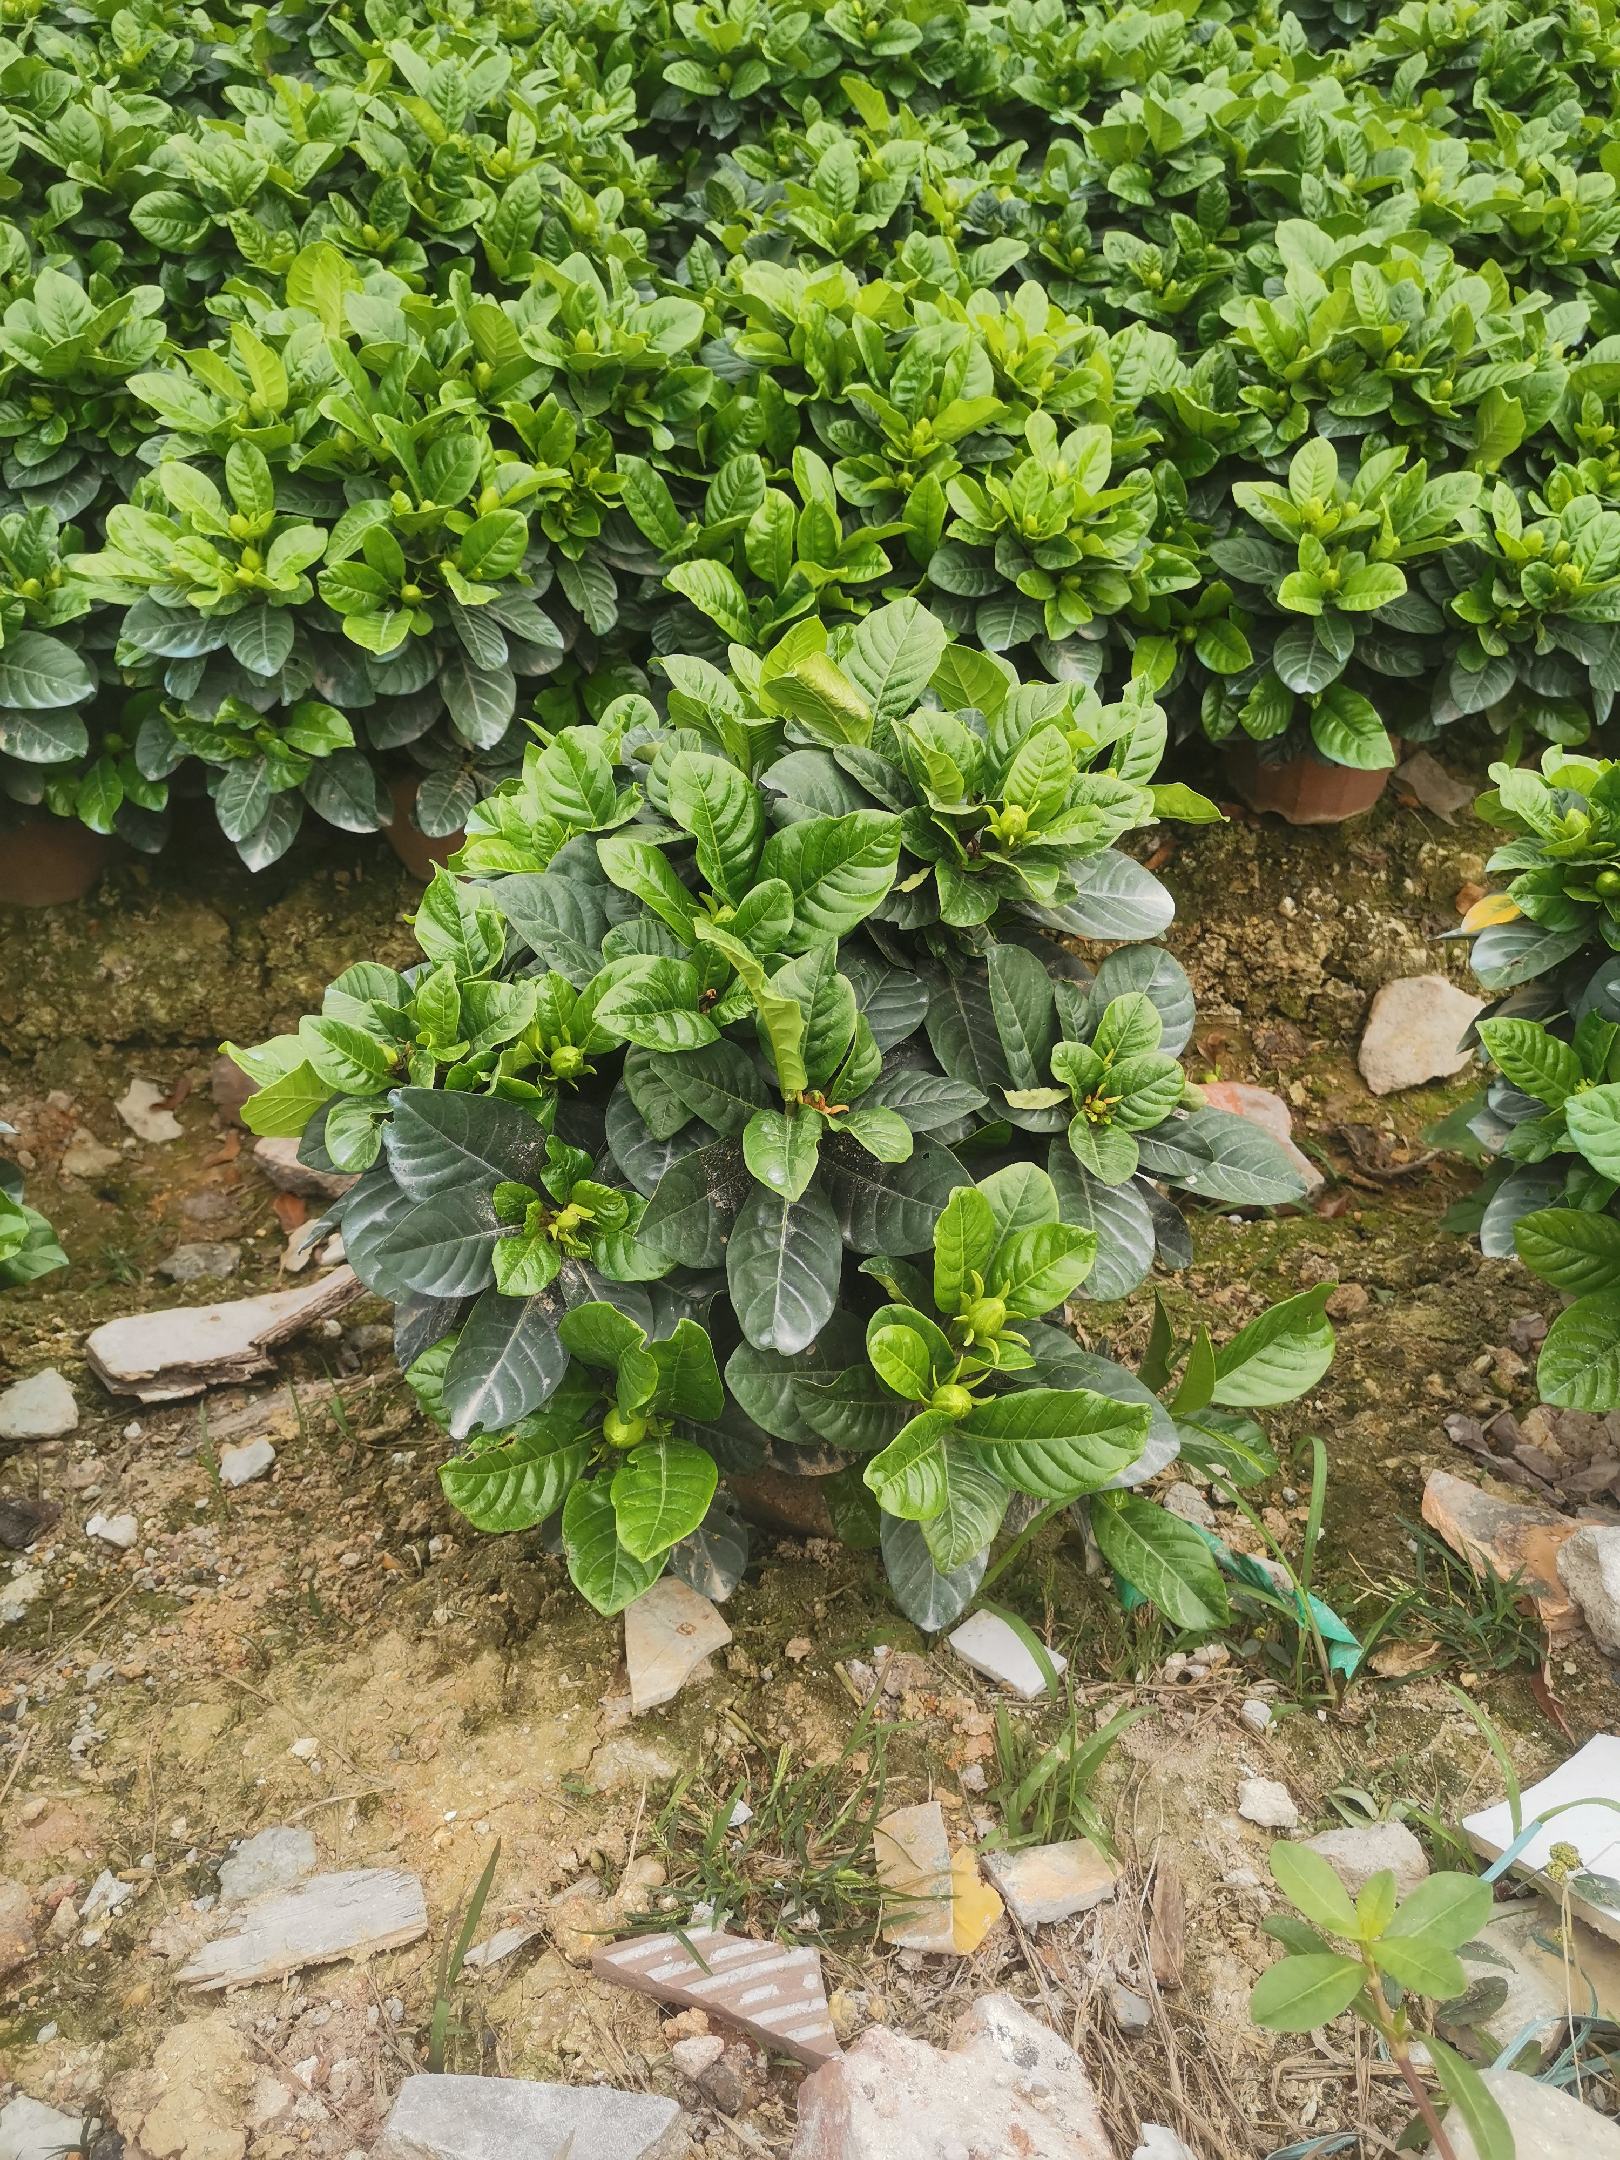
[
  {"left": 6, "top": 0, "right": 1620, "bottom": 858},
  {"left": 1459, "top": 751, "right": 1620, "bottom": 1414},
  {"left": 228, "top": 600, "right": 1336, "bottom": 1618},
  {"left": 0, "top": 1120, "right": 65, "bottom": 1289}
]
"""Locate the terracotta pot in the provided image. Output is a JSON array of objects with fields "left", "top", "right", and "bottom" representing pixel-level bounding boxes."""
[
  {"left": 384, "top": 775, "right": 464, "bottom": 880},
  {"left": 1225, "top": 741, "right": 1395, "bottom": 826},
  {"left": 0, "top": 813, "right": 116, "bottom": 907}
]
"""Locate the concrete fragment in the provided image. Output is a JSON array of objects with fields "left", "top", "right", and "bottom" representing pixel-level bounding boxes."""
[
  {"left": 0, "top": 1367, "right": 78, "bottom": 1441},
  {"left": 116, "top": 1079, "right": 183, "bottom": 1142},
  {"left": 219, "top": 1437, "right": 276, "bottom": 1488},
  {"left": 874, "top": 1801, "right": 954, "bottom": 1952},
  {"left": 948, "top": 1609, "right": 1067, "bottom": 1699},
  {"left": 789, "top": 1991, "right": 1115, "bottom": 2159},
  {"left": 981, "top": 1839, "right": 1121, "bottom": 1928},
  {"left": 0, "top": 2096, "right": 87, "bottom": 2160},
  {"left": 375, "top": 2074, "right": 687, "bottom": 2160},
  {"left": 1357, "top": 974, "right": 1483, "bottom": 1096},
  {"left": 217, "top": 1826, "right": 317, "bottom": 1903},
  {"left": 594, "top": 1920, "right": 839, "bottom": 2065},
  {"left": 252, "top": 1135, "right": 355, "bottom": 1203},
  {"left": 623, "top": 1576, "right": 732, "bottom": 1714},
  {"left": 158, "top": 1241, "right": 241, "bottom": 1284},
  {"left": 1557, "top": 1524, "right": 1620, "bottom": 1654},
  {"left": 86, "top": 1268, "right": 362, "bottom": 1402},
  {"left": 178, "top": 1866, "right": 427, "bottom": 1988},
  {"left": 85, "top": 1511, "right": 138, "bottom": 1551},
  {"left": 1200, "top": 1081, "right": 1323, "bottom": 1194},
  {"left": 1302, "top": 1822, "right": 1428, "bottom": 1899},
  {"left": 1430, "top": 2066, "right": 1620, "bottom": 2159},
  {"left": 1237, "top": 1777, "right": 1299, "bottom": 1830},
  {"left": 1422, "top": 1469, "right": 1593, "bottom": 1637}
]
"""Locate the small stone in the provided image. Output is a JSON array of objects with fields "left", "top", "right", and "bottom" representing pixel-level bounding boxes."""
[
  {"left": 61, "top": 1126, "right": 121, "bottom": 1178},
  {"left": 696, "top": 2042, "right": 759, "bottom": 2116},
  {"left": 981, "top": 1839, "right": 1121, "bottom": 1929},
  {"left": 375, "top": 2075, "right": 687, "bottom": 2160},
  {"left": 0, "top": 1496, "right": 59, "bottom": 1551},
  {"left": 219, "top": 1437, "right": 276, "bottom": 1488},
  {"left": 0, "top": 2095, "right": 89, "bottom": 2160},
  {"left": 218, "top": 1826, "right": 318, "bottom": 1903},
  {"left": 1358, "top": 974, "right": 1484, "bottom": 1097},
  {"left": 670, "top": 2034, "right": 727, "bottom": 2080},
  {"left": 158, "top": 1241, "right": 241, "bottom": 1284},
  {"left": 1200, "top": 1080, "right": 1322, "bottom": 1194},
  {"left": 288, "top": 1736, "right": 319, "bottom": 1762},
  {"left": 86, "top": 1511, "right": 139, "bottom": 1551},
  {"left": 116, "top": 1078, "right": 184, "bottom": 1143},
  {"left": 1326, "top": 1283, "right": 1370, "bottom": 1320},
  {"left": 178, "top": 1867, "right": 428, "bottom": 1988},
  {"left": 1238, "top": 1777, "right": 1299, "bottom": 1830},
  {"left": 252, "top": 1136, "right": 355, "bottom": 1203},
  {"left": 874, "top": 1801, "right": 955, "bottom": 1953},
  {"left": 1107, "top": 1981, "right": 1152, "bottom": 2037},
  {"left": 1557, "top": 1525, "right": 1620, "bottom": 1654},
  {"left": 623, "top": 1576, "right": 732, "bottom": 1715},
  {"left": 461, "top": 1923, "right": 540, "bottom": 1971},
  {"left": 0, "top": 1367, "right": 78, "bottom": 1441},
  {"left": 586, "top": 1735, "right": 680, "bottom": 1794},
  {"left": 1239, "top": 1700, "right": 1273, "bottom": 1735},
  {"left": 1303, "top": 1822, "right": 1429, "bottom": 1900},
  {"left": 1433, "top": 2067, "right": 1620, "bottom": 2159},
  {"left": 1162, "top": 1481, "right": 1216, "bottom": 1530},
  {"left": 948, "top": 1609, "right": 1067, "bottom": 1700},
  {"left": 1133, "top": 2130, "right": 1202, "bottom": 2160}
]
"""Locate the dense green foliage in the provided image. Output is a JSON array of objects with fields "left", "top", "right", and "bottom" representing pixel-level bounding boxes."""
[
  {"left": 0, "top": 1119, "right": 65, "bottom": 1288},
  {"left": 1463, "top": 752, "right": 1620, "bottom": 1414},
  {"left": 7, "top": 0, "right": 1620, "bottom": 858},
  {"left": 228, "top": 600, "right": 1332, "bottom": 1616}
]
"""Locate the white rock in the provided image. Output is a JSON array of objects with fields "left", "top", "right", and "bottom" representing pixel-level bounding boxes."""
[
  {"left": 60, "top": 1127, "right": 121, "bottom": 1178},
  {"left": 1303, "top": 1822, "right": 1429, "bottom": 1899},
  {"left": 220, "top": 1437, "right": 276, "bottom": 1488},
  {"left": 1162, "top": 1481, "right": 1216, "bottom": 1530},
  {"left": 0, "top": 1570, "right": 45, "bottom": 1625},
  {"left": 219, "top": 1826, "right": 318, "bottom": 1903},
  {"left": 375, "top": 2074, "right": 687, "bottom": 2160},
  {"left": 1357, "top": 974, "right": 1484, "bottom": 1097},
  {"left": 0, "top": 2095, "right": 90, "bottom": 2160},
  {"left": 85, "top": 1269, "right": 361, "bottom": 1403},
  {"left": 670, "top": 2035, "right": 727, "bottom": 2079},
  {"left": 288, "top": 1736, "right": 319, "bottom": 1762},
  {"left": 178, "top": 1867, "right": 428, "bottom": 1989},
  {"left": 623, "top": 1576, "right": 732, "bottom": 1714},
  {"left": 1432, "top": 2067, "right": 1620, "bottom": 2159},
  {"left": 1237, "top": 1777, "right": 1299, "bottom": 1830},
  {"left": 948, "top": 1609, "right": 1067, "bottom": 1700},
  {"left": 81, "top": 1868, "right": 134, "bottom": 1921},
  {"left": 1107, "top": 1982, "right": 1151, "bottom": 2037},
  {"left": 1134, "top": 2130, "right": 1202, "bottom": 2160},
  {"left": 0, "top": 1368, "right": 78, "bottom": 1441},
  {"left": 252, "top": 1136, "right": 356, "bottom": 1203},
  {"left": 1557, "top": 1525, "right": 1620, "bottom": 1655},
  {"left": 461, "top": 1923, "right": 540, "bottom": 1971},
  {"left": 1239, "top": 1700, "right": 1273, "bottom": 1735},
  {"left": 86, "top": 1511, "right": 138, "bottom": 1551},
  {"left": 116, "top": 1078, "right": 184, "bottom": 1142}
]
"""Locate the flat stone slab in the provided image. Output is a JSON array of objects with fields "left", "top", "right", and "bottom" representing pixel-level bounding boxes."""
[
  {"left": 0, "top": 2095, "right": 88, "bottom": 2160},
  {"left": 982, "top": 1840, "right": 1121, "bottom": 1928},
  {"left": 623, "top": 1576, "right": 732, "bottom": 1714},
  {"left": 1422, "top": 1469, "right": 1594, "bottom": 1638},
  {"left": 1302, "top": 1823, "right": 1428, "bottom": 1899},
  {"left": 949, "top": 1610, "right": 1067, "bottom": 1700},
  {"left": 0, "top": 1367, "right": 78, "bottom": 1441},
  {"left": 594, "top": 1922, "right": 839, "bottom": 2065},
  {"left": 376, "top": 2074, "right": 688, "bottom": 2160},
  {"left": 1438, "top": 2066, "right": 1620, "bottom": 2159},
  {"left": 1465, "top": 1735, "right": 1620, "bottom": 1947},
  {"left": 178, "top": 1866, "right": 427, "bottom": 1988},
  {"left": 874, "top": 1801, "right": 955, "bottom": 1952},
  {"left": 86, "top": 1267, "right": 361, "bottom": 1402}
]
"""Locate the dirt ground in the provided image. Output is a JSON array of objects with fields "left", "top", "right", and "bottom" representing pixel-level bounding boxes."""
[{"left": 2, "top": 760, "right": 1612, "bottom": 2160}]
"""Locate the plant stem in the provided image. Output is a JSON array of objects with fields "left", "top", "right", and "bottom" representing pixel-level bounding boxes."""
[
  {"left": 1360, "top": 1958, "right": 1459, "bottom": 2160},
  {"left": 979, "top": 1497, "right": 1068, "bottom": 1596}
]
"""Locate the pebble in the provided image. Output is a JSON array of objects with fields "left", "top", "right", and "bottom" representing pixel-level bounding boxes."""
[
  {"left": 115, "top": 1078, "right": 184, "bottom": 1142},
  {"left": 219, "top": 1825, "right": 319, "bottom": 1902},
  {"left": 81, "top": 1868, "right": 135, "bottom": 1922},
  {"left": 158, "top": 1240, "right": 241, "bottom": 1283},
  {"left": 1107, "top": 1981, "right": 1152, "bottom": 2037},
  {"left": 1237, "top": 1777, "right": 1300, "bottom": 1830},
  {"left": 1302, "top": 1822, "right": 1429, "bottom": 1899},
  {"left": 220, "top": 1437, "right": 276, "bottom": 1488},
  {"left": 61, "top": 1127, "right": 121, "bottom": 1178},
  {"left": 1162, "top": 1481, "right": 1217, "bottom": 1530},
  {"left": 1239, "top": 1700, "right": 1273, "bottom": 1735},
  {"left": 0, "top": 1368, "right": 78, "bottom": 1442},
  {"left": 86, "top": 1511, "right": 139, "bottom": 1551}
]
